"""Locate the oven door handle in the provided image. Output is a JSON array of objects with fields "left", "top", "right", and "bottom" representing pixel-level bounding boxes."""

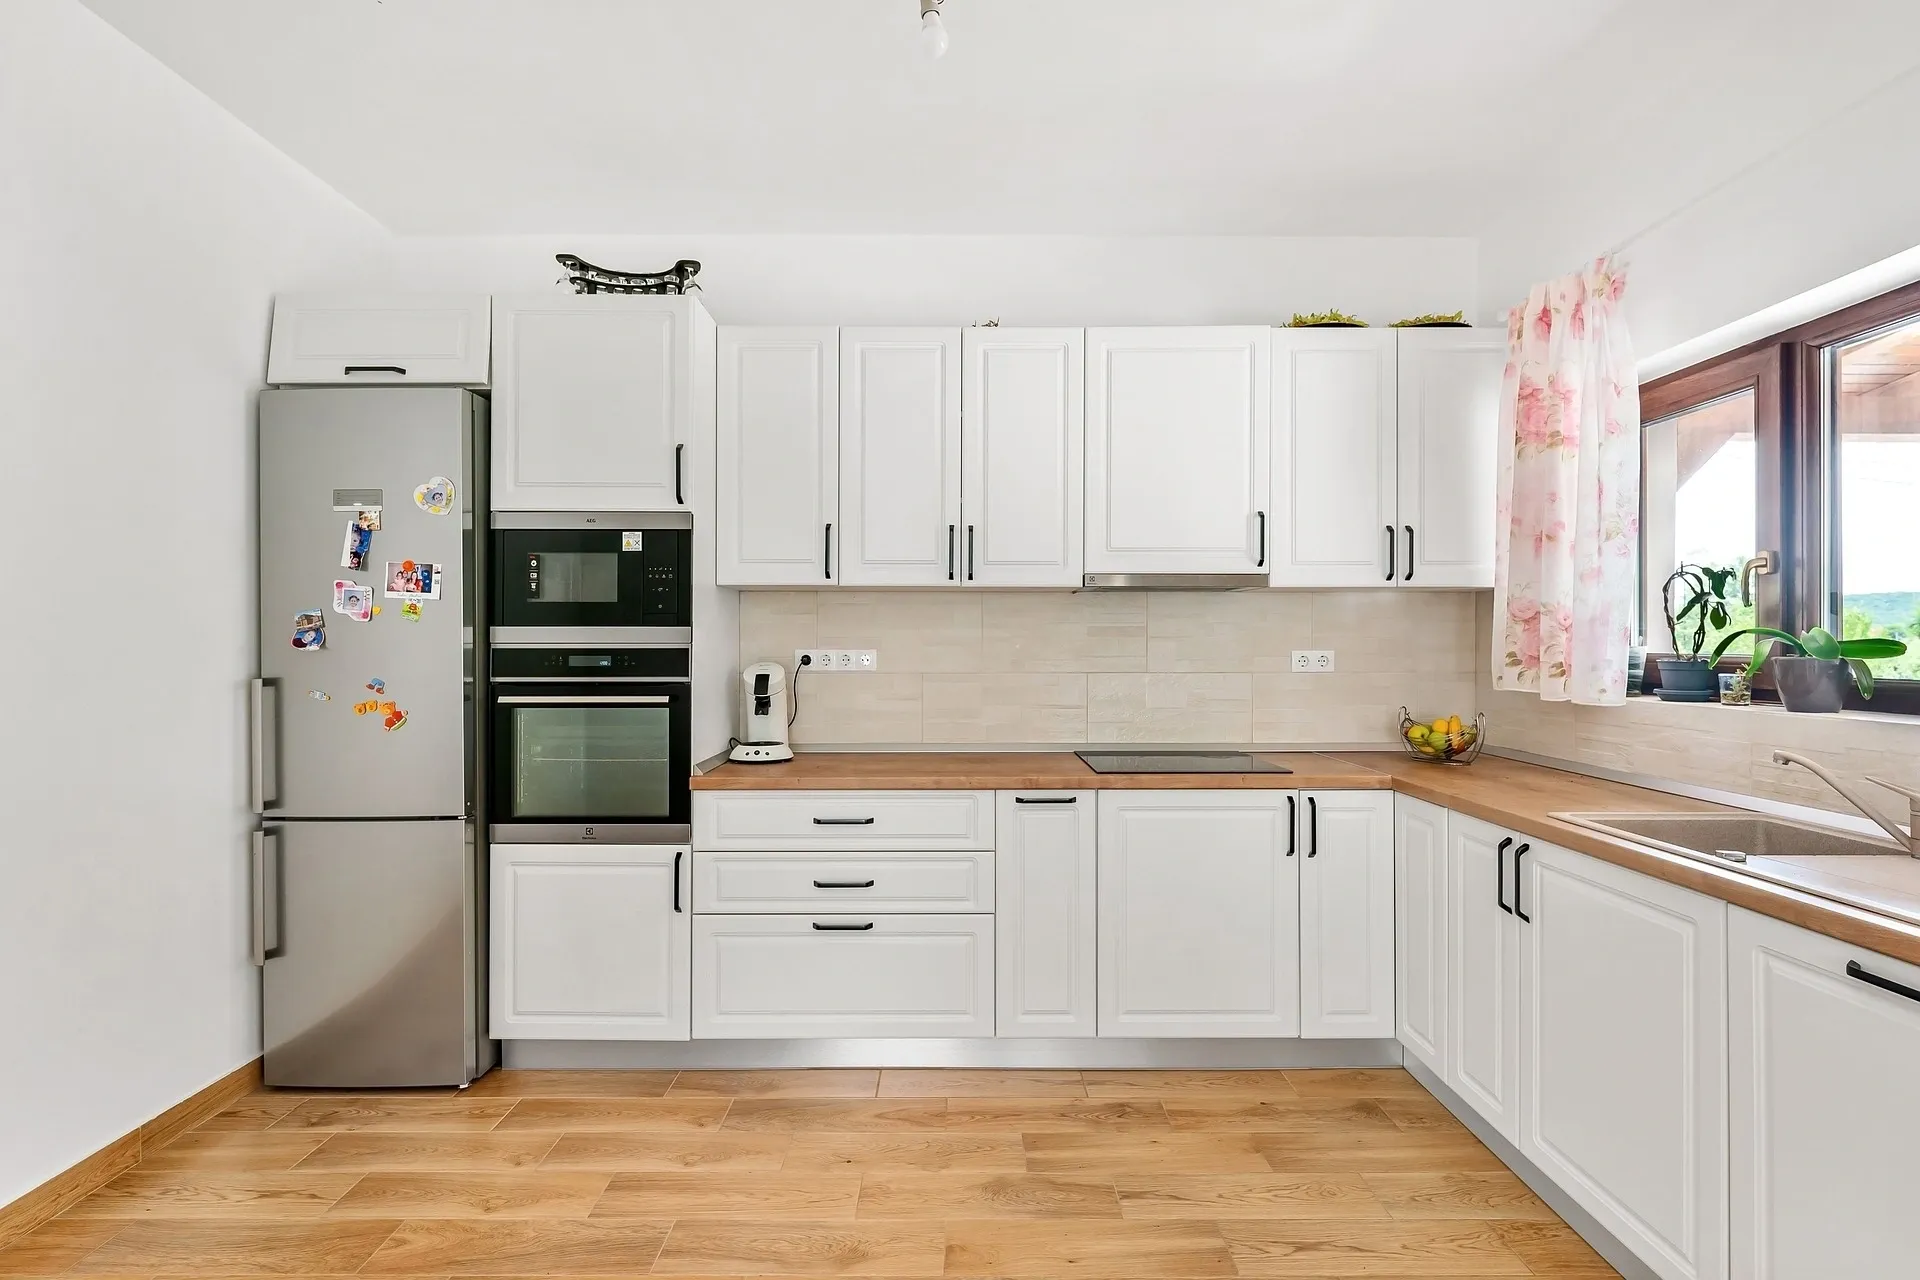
[{"left": 496, "top": 695, "right": 673, "bottom": 705}]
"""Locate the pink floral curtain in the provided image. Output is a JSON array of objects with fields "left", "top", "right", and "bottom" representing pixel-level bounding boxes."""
[{"left": 1491, "top": 257, "right": 1639, "bottom": 705}]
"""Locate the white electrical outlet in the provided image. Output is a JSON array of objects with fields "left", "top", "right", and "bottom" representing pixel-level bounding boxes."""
[
  {"left": 792, "top": 649, "right": 878, "bottom": 672},
  {"left": 854, "top": 649, "right": 878, "bottom": 670},
  {"left": 1290, "top": 649, "right": 1336, "bottom": 673}
]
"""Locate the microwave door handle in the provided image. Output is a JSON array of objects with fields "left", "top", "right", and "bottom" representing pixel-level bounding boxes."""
[{"left": 495, "top": 695, "right": 673, "bottom": 705}]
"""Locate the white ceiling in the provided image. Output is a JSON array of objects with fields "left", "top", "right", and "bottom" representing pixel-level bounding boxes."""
[{"left": 75, "top": 0, "right": 1920, "bottom": 238}]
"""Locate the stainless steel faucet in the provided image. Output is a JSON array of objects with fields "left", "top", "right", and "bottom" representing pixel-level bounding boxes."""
[{"left": 1771, "top": 750, "right": 1920, "bottom": 857}]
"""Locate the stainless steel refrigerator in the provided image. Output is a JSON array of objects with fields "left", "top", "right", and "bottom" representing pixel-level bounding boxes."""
[{"left": 252, "top": 387, "right": 494, "bottom": 1087}]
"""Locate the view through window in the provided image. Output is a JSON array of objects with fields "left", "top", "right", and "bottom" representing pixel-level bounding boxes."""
[
  {"left": 1831, "top": 320, "right": 1920, "bottom": 679},
  {"left": 1641, "top": 391, "right": 1756, "bottom": 657}
]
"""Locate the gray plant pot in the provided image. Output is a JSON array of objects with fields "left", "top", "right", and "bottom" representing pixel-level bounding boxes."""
[
  {"left": 1772, "top": 656, "right": 1850, "bottom": 713},
  {"left": 1655, "top": 656, "right": 1717, "bottom": 700}
]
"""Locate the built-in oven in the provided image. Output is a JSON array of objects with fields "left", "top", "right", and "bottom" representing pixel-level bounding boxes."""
[
  {"left": 491, "top": 511, "right": 692, "bottom": 644},
  {"left": 488, "top": 645, "right": 691, "bottom": 843}
]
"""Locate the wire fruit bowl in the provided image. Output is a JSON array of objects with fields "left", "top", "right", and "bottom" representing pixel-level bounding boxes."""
[{"left": 1399, "top": 707, "right": 1486, "bottom": 764}]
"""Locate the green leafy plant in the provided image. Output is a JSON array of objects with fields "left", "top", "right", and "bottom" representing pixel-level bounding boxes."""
[
  {"left": 1390, "top": 311, "right": 1467, "bottom": 327},
  {"left": 1662, "top": 564, "right": 1739, "bottom": 659},
  {"left": 1710, "top": 626, "right": 1908, "bottom": 698},
  {"left": 1287, "top": 310, "right": 1368, "bottom": 327}
]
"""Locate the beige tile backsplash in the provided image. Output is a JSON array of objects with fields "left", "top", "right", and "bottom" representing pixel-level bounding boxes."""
[
  {"left": 739, "top": 589, "right": 1480, "bottom": 747},
  {"left": 1474, "top": 594, "right": 1920, "bottom": 820}
]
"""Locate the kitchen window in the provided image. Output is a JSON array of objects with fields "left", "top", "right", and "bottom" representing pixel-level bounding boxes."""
[{"left": 1639, "top": 278, "right": 1920, "bottom": 711}]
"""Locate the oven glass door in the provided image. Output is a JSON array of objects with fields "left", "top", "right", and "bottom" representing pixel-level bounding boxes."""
[
  {"left": 492, "top": 681, "right": 690, "bottom": 826},
  {"left": 493, "top": 528, "right": 690, "bottom": 630}
]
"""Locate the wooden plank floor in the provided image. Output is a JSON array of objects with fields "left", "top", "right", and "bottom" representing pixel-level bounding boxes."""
[{"left": 2, "top": 1068, "right": 1619, "bottom": 1277}]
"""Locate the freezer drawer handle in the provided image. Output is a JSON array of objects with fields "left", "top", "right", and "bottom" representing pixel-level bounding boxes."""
[
  {"left": 812, "top": 817, "right": 875, "bottom": 826},
  {"left": 813, "top": 879, "right": 877, "bottom": 889},
  {"left": 249, "top": 678, "right": 280, "bottom": 814},
  {"left": 343, "top": 365, "right": 407, "bottom": 375},
  {"left": 812, "top": 921, "right": 875, "bottom": 931},
  {"left": 1847, "top": 960, "right": 1920, "bottom": 1005},
  {"left": 249, "top": 829, "right": 280, "bottom": 966},
  {"left": 496, "top": 695, "right": 671, "bottom": 705}
]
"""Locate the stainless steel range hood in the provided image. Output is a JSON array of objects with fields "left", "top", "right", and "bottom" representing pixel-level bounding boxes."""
[{"left": 1081, "top": 572, "right": 1269, "bottom": 590}]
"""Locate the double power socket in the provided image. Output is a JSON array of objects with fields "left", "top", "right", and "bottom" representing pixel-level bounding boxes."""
[{"left": 794, "top": 649, "right": 878, "bottom": 673}]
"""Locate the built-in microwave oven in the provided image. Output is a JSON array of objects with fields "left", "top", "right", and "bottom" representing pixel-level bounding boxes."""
[{"left": 490, "top": 511, "right": 691, "bottom": 643}]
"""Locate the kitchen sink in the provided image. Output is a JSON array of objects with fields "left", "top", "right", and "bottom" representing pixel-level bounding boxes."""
[{"left": 1553, "top": 811, "right": 1906, "bottom": 864}]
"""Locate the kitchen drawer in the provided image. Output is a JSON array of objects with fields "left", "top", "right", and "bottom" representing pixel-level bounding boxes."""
[
  {"left": 267, "top": 294, "right": 491, "bottom": 385},
  {"left": 694, "top": 850, "right": 993, "bottom": 914},
  {"left": 692, "top": 914, "right": 994, "bottom": 1038},
  {"left": 693, "top": 790, "right": 994, "bottom": 851}
]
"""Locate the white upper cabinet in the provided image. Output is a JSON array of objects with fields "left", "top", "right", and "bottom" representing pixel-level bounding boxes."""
[
  {"left": 1446, "top": 812, "right": 1522, "bottom": 1144},
  {"left": 1729, "top": 907, "right": 1920, "bottom": 1280},
  {"left": 1269, "top": 329, "right": 1397, "bottom": 586},
  {"left": 1393, "top": 795, "right": 1449, "bottom": 1076},
  {"left": 995, "top": 792, "right": 1096, "bottom": 1037},
  {"left": 838, "top": 328, "right": 962, "bottom": 586},
  {"left": 716, "top": 327, "right": 839, "bottom": 585},
  {"left": 960, "top": 328, "right": 1084, "bottom": 587},
  {"left": 1519, "top": 841, "right": 1727, "bottom": 1280},
  {"left": 267, "top": 294, "right": 491, "bottom": 386},
  {"left": 491, "top": 295, "right": 702, "bottom": 511},
  {"left": 1085, "top": 327, "right": 1271, "bottom": 577},
  {"left": 1097, "top": 790, "right": 1299, "bottom": 1037},
  {"left": 1298, "top": 791, "right": 1396, "bottom": 1039},
  {"left": 1396, "top": 329, "right": 1505, "bottom": 588}
]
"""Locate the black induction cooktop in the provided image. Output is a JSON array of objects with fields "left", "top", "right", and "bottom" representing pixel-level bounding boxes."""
[{"left": 1075, "top": 751, "right": 1293, "bottom": 775}]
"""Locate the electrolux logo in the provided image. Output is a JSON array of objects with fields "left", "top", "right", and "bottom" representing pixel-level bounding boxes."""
[{"left": 582, "top": 826, "right": 596, "bottom": 841}]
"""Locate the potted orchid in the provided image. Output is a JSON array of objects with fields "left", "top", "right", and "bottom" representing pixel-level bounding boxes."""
[
  {"left": 1654, "top": 564, "right": 1737, "bottom": 701},
  {"left": 1709, "top": 626, "right": 1907, "bottom": 712}
]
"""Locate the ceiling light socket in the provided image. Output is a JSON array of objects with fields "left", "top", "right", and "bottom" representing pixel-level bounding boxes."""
[{"left": 918, "top": 0, "right": 949, "bottom": 59}]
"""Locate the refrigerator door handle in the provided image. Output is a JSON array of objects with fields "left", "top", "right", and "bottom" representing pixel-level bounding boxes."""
[
  {"left": 250, "top": 828, "right": 281, "bottom": 966},
  {"left": 249, "top": 678, "right": 280, "bottom": 814}
]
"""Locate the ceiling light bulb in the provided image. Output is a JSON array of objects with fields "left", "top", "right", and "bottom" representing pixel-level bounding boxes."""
[{"left": 919, "top": 8, "right": 948, "bottom": 58}]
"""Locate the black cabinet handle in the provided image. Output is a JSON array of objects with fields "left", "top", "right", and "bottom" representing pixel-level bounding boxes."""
[
  {"left": 1286, "top": 795, "right": 1296, "bottom": 857},
  {"left": 1496, "top": 837, "right": 1514, "bottom": 915},
  {"left": 675, "top": 443, "right": 685, "bottom": 505},
  {"left": 1256, "top": 510, "right": 1267, "bottom": 569},
  {"left": 947, "top": 524, "right": 956, "bottom": 581},
  {"left": 1014, "top": 796, "right": 1077, "bottom": 804},
  {"left": 1307, "top": 796, "right": 1318, "bottom": 858},
  {"left": 672, "top": 850, "right": 683, "bottom": 914},
  {"left": 1847, "top": 960, "right": 1920, "bottom": 1005},
  {"left": 1384, "top": 525, "right": 1396, "bottom": 582},
  {"left": 343, "top": 365, "right": 406, "bottom": 375},
  {"left": 812, "top": 817, "right": 875, "bottom": 826},
  {"left": 813, "top": 879, "right": 876, "bottom": 889},
  {"left": 1513, "top": 843, "right": 1531, "bottom": 922},
  {"left": 812, "top": 921, "right": 875, "bottom": 931},
  {"left": 967, "top": 525, "right": 976, "bottom": 581},
  {"left": 824, "top": 523, "right": 833, "bottom": 580},
  {"left": 1403, "top": 525, "right": 1414, "bottom": 582}
]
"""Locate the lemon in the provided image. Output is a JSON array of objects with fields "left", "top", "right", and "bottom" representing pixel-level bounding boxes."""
[{"left": 1430, "top": 718, "right": 1448, "bottom": 735}]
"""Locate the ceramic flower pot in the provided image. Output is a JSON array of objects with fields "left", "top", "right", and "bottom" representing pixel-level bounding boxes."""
[
  {"left": 1655, "top": 656, "right": 1717, "bottom": 701},
  {"left": 1771, "top": 656, "right": 1850, "bottom": 713}
]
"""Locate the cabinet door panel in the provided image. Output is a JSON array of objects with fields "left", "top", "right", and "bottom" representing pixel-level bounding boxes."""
[
  {"left": 1520, "top": 842, "right": 1726, "bottom": 1280},
  {"left": 268, "top": 294, "right": 490, "bottom": 386},
  {"left": 996, "top": 792, "right": 1096, "bottom": 1037},
  {"left": 1299, "top": 791, "right": 1395, "bottom": 1038},
  {"left": 962, "top": 329, "right": 1083, "bottom": 587},
  {"left": 1270, "top": 329, "right": 1396, "bottom": 586},
  {"left": 1085, "top": 328, "right": 1270, "bottom": 575},
  {"left": 1447, "top": 814, "right": 1521, "bottom": 1143},
  {"left": 717, "top": 327, "right": 838, "bottom": 585},
  {"left": 490, "top": 844, "right": 690, "bottom": 1041},
  {"left": 1730, "top": 907, "right": 1920, "bottom": 1280},
  {"left": 839, "top": 328, "right": 961, "bottom": 586},
  {"left": 1097, "top": 791, "right": 1298, "bottom": 1037},
  {"left": 1393, "top": 795, "right": 1449, "bottom": 1074},
  {"left": 1397, "top": 329, "right": 1504, "bottom": 588}
]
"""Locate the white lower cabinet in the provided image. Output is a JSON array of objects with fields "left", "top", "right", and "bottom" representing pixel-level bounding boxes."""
[
  {"left": 995, "top": 792, "right": 1096, "bottom": 1037},
  {"left": 1445, "top": 812, "right": 1522, "bottom": 1143},
  {"left": 1729, "top": 907, "right": 1920, "bottom": 1280},
  {"left": 1519, "top": 840, "right": 1727, "bottom": 1280},
  {"left": 490, "top": 844, "right": 689, "bottom": 1041},
  {"left": 1097, "top": 791, "right": 1300, "bottom": 1037},
  {"left": 1392, "top": 794, "right": 1448, "bottom": 1074},
  {"left": 691, "top": 914, "right": 993, "bottom": 1038},
  {"left": 1299, "top": 790, "right": 1395, "bottom": 1038}
]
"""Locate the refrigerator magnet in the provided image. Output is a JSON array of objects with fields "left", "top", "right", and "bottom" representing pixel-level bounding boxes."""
[
  {"left": 307, "top": 689, "right": 332, "bottom": 702},
  {"left": 332, "top": 580, "right": 373, "bottom": 622},
  {"left": 340, "top": 519, "right": 373, "bottom": 571},
  {"left": 365, "top": 677, "right": 386, "bottom": 693},
  {"left": 290, "top": 610, "right": 326, "bottom": 651},
  {"left": 382, "top": 706, "right": 410, "bottom": 732},
  {"left": 413, "top": 476, "right": 455, "bottom": 516},
  {"left": 400, "top": 600, "right": 424, "bottom": 622},
  {"left": 383, "top": 560, "right": 442, "bottom": 600}
]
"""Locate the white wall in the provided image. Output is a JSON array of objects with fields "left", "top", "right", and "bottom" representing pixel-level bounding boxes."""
[{"left": 0, "top": 0, "right": 384, "bottom": 1206}]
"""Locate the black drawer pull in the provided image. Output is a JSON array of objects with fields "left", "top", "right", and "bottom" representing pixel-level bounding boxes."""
[
  {"left": 1496, "top": 837, "right": 1513, "bottom": 916},
  {"left": 343, "top": 365, "right": 406, "bottom": 375},
  {"left": 672, "top": 850, "right": 683, "bottom": 914},
  {"left": 1286, "top": 795, "right": 1295, "bottom": 857},
  {"left": 813, "top": 879, "right": 876, "bottom": 889},
  {"left": 1513, "top": 843, "right": 1532, "bottom": 922},
  {"left": 812, "top": 921, "right": 875, "bottom": 931},
  {"left": 675, "top": 443, "right": 685, "bottom": 505},
  {"left": 1307, "top": 796, "right": 1318, "bottom": 858},
  {"left": 1014, "top": 796, "right": 1077, "bottom": 804},
  {"left": 812, "top": 817, "right": 875, "bottom": 826},
  {"left": 1847, "top": 960, "right": 1920, "bottom": 1005}
]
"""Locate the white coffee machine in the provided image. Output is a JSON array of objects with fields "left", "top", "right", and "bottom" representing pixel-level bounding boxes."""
[{"left": 729, "top": 661, "right": 795, "bottom": 763}]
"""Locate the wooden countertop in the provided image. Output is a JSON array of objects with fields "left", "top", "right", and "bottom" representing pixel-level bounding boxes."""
[{"left": 697, "top": 750, "right": 1920, "bottom": 967}]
